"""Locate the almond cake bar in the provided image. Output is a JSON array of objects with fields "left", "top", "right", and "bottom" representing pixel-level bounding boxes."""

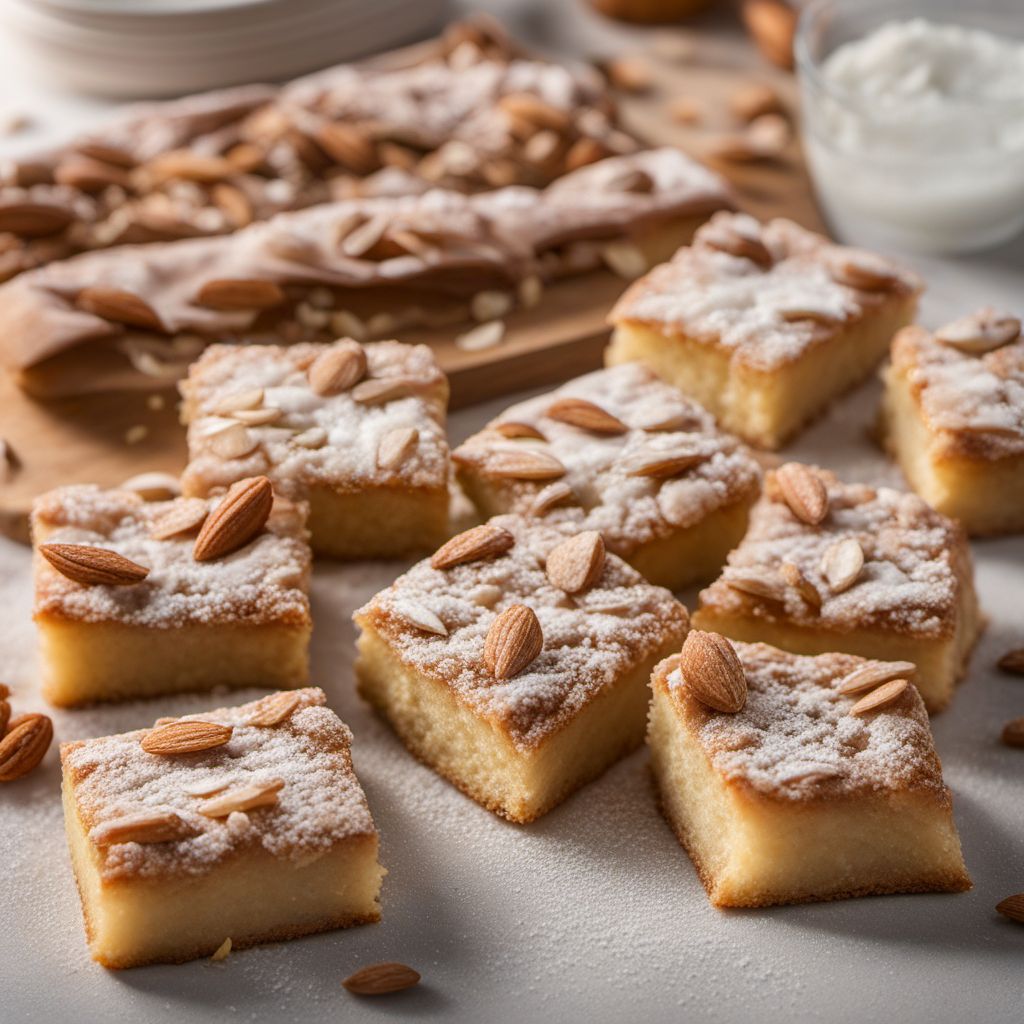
[
  {"left": 32, "top": 482, "right": 311, "bottom": 706},
  {"left": 692, "top": 464, "right": 981, "bottom": 713},
  {"left": 0, "top": 15, "right": 633, "bottom": 281},
  {"left": 180, "top": 340, "right": 450, "bottom": 558},
  {"left": 451, "top": 363, "right": 761, "bottom": 592},
  {"left": 0, "top": 148, "right": 733, "bottom": 399},
  {"left": 607, "top": 212, "right": 923, "bottom": 448},
  {"left": 61, "top": 688, "right": 383, "bottom": 968},
  {"left": 881, "top": 309, "right": 1024, "bottom": 535},
  {"left": 650, "top": 641, "right": 971, "bottom": 908},
  {"left": 353, "top": 515, "right": 689, "bottom": 822}
]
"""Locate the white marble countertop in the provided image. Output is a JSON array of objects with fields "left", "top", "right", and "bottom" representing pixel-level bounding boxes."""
[{"left": 1, "top": 3, "right": 1022, "bottom": 1023}]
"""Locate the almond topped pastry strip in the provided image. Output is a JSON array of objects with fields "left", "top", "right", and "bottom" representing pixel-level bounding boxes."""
[
  {"left": 0, "top": 149, "right": 734, "bottom": 398},
  {"left": 0, "top": 15, "right": 635, "bottom": 283}
]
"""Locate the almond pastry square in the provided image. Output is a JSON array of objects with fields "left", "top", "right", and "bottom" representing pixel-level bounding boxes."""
[
  {"left": 649, "top": 642, "right": 971, "bottom": 908},
  {"left": 692, "top": 465, "right": 981, "bottom": 713},
  {"left": 607, "top": 212, "right": 923, "bottom": 449},
  {"left": 881, "top": 311, "right": 1024, "bottom": 536},
  {"left": 353, "top": 514, "right": 689, "bottom": 822},
  {"left": 32, "top": 484, "right": 312, "bottom": 706},
  {"left": 451, "top": 363, "right": 761, "bottom": 592},
  {"left": 61, "top": 687, "right": 383, "bottom": 968},
  {"left": 180, "top": 339, "right": 450, "bottom": 559}
]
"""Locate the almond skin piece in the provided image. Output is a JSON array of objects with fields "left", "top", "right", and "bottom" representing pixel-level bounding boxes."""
[
  {"left": 546, "top": 531, "right": 606, "bottom": 594},
  {"left": 0, "top": 713, "right": 53, "bottom": 782},
  {"left": 546, "top": 398, "right": 627, "bottom": 435},
  {"left": 40, "top": 543, "right": 150, "bottom": 586},
  {"left": 775, "top": 463, "right": 829, "bottom": 525},
  {"left": 195, "top": 279, "right": 286, "bottom": 311},
  {"left": 141, "top": 720, "right": 233, "bottom": 755},
  {"left": 995, "top": 894, "right": 1024, "bottom": 924},
  {"left": 343, "top": 962, "right": 421, "bottom": 996},
  {"left": 680, "top": 630, "right": 747, "bottom": 713},
  {"left": 484, "top": 604, "right": 543, "bottom": 680},
  {"left": 431, "top": 524, "right": 514, "bottom": 570},
  {"left": 193, "top": 476, "right": 273, "bottom": 562},
  {"left": 77, "top": 286, "right": 164, "bottom": 331},
  {"left": 308, "top": 340, "right": 367, "bottom": 396}
]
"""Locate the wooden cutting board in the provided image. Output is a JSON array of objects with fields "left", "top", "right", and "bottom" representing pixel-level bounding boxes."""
[{"left": 0, "top": 28, "right": 824, "bottom": 542}]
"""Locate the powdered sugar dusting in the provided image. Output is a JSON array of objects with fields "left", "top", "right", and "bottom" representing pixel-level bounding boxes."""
[
  {"left": 32, "top": 485, "right": 311, "bottom": 628},
  {"left": 699, "top": 468, "right": 968, "bottom": 636},
  {"left": 180, "top": 341, "right": 449, "bottom": 499},
  {"left": 611, "top": 214, "right": 921, "bottom": 371},
  {"left": 453, "top": 364, "right": 760, "bottom": 554},
  {"left": 62, "top": 688, "right": 376, "bottom": 882},
  {"left": 664, "top": 642, "right": 946, "bottom": 801},
  {"left": 355, "top": 514, "right": 687, "bottom": 749}
]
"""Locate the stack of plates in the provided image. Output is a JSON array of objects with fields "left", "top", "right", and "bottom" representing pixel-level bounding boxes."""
[{"left": 0, "top": 0, "right": 449, "bottom": 97}]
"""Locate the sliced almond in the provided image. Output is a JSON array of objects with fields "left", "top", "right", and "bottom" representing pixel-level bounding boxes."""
[
  {"left": 780, "top": 562, "right": 821, "bottom": 612},
  {"left": 209, "top": 421, "right": 258, "bottom": 459},
  {"left": 995, "top": 894, "right": 1024, "bottom": 924},
  {"left": 91, "top": 810, "right": 195, "bottom": 846},
  {"left": 825, "top": 250, "right": 900, "bottom": 292},
  {"left": 775, "top": 463, "right": 829, "bottom": 525},
  {"left": 195, "top": 279, "right": 286, "bottom": 311},
  {"left": 341, "top": 214, "right": 388, "bottom": 258},
  {"left": 247, "top": 691, "right": 303, "bottom": 727},
  {"left": 848, "top": 678, "right": 909, "bottom": 716},
  {"left": 315, "top": 122, "right": 378, "bottom": 174},
  {"left": 0, "top": 199, "right": 74, "bottom": 237},
  {"left": 193, "top": 476, "right": 273, "bottom": 562},
  {"left": 293, "top": 426, "right": 328, "bottom": 449},
  {"left": 1001, "top": 718, "right": 1024, "bottom": 749},
  {"left": 141, "top": 720, "right": 233, "bottom": 755},
  {"left": 547, "top": 397, "right": 627, "bottom": 435},
  {"left": 308, "top": 340, "right": 367, "bottom": 396},
  {"left": 119, "top": 471, "right": 181, "bottom": 501},
  {"left": 455, "top": 320, "right": 505, "bottom": 352},
  {"left": 495, "top": 421, "right": 546, "bottom": 441},
  {"left": 212, "top": 183, "right": 253, "bottom": 227},
  {"left": 484, "top": 604, "right": 543, "bottom": 680},
  {"left": 778, "top": 302, "right": 843, "bottom": 325},
  {"left": 498, "top": 93, "right": 570, "bottom": 131},
  {"left": 377, "top": 427, "right": 419, "bottom": 471},
  {"left": 199, "top": 778, "right": 284, "bottom": 818},
  {"left": 144, "top": 150, "right": 233, "bottom": 184},
  {"left": 213, "top": 388, "right": 264, "bottom": 415},
  {"left": 997, "top": 649, "right": 1024, "bottom": 675},
  {"left": 77, "top": 286, "right": 164, "bottom": 332},
  {"left": 40, "top": 543, "right": 150, "bottom": 586},
  {"left": 529, "top": 481, "right": 575, "bottom": 516},
  {"left": 55, "top": 156, "right": 130, "bottom": 192},
  {"left": 351, "top": 376, "right": 417, "bottom": 406},
  {"left": 935, "top": 308, "right": 1021, "bottom": 354},
  {"left": 722, "top": 566, "right": 788, "bottom": 603},
  {"left": 545, "top": 531, "right": 606, "bottom": 594},
  {"left": 602, "top": 241, "right": 649, "bottom": 280},
  {"left": 699, "top": 216, "right": 772, "bottom": 269},
  {"left": 821, "top": 538, "right": 864, "bottom": 593},
  {"left": 0, "top": 713, "right": 53, "bottom": 782},
  {"left": 343, "top": 962, "right": 421, "bottom": 996},
  {"left": 232, "top": 407, "right": 282, "bottom": 426},
  {"left": 398, "top": 601, "right": 448, "bottom": 637},
  {"left": 484, "top": 449, "right": 566, "bottom": 481},
  {"left": 211, "top": 938, "right": 233, "bottom": 962},
  {"left": 679, "top": 630, "right": 747, "bottom": 713},
  {"left": 471, "top": 291, "right": 514, "bottom": 322},
  {"left": 837, "top": 659, "right": 917, "bottom": 695},
  {"left": 431, "top": 523, "right": 515, "bottom": 570},
  {"left": 625, "top": 449, "right": 707, "bottom": 479},
  {"left": 150, "top": 498, "right": 209, "bottom": 540}
]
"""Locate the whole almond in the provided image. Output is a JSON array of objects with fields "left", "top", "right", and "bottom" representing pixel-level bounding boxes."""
[
  {"left": 199, "top": 778, "right": 284, "bottom": 818},
  {"left": 150, "top": 498, "right": 209, "bottom": 540},
  {"left": 848, "top": 679, "right": 909, "bottom": 716},
  {"left": 343, "top": 962, "right": 421, "bottom": 996},
  {"left": 55, "top": 156, "right": 130, "bottom": 193},
  {"left": 1001, "top": 718, "right": 1024, "bottom": 749},
  {"left": 77, "top": 286, "right": 164, "bottom": 332},
  {"left": 193, "top": 476, "right": 273, "bottom": 562},
  {"left": 546, "top": 531, "right": 606, "bottom": 594},
  {"left": 780, "top": 562, "right": 821, "bottom": 611},
  {"left": 495, "top": 421, "right": 546, "bottom": 441},
  {"left": 995, "top": 894, "right": 1024, "bottom": 924},
  {"left": 997, "top": 649, "right": 1024, "bottom": 675},
  {"left": 821, "top": 538, "right": 864, "bottom": 593},
  {"left": 308, "top": 341, "right": 367, "bottom": 396},
  {"left": 484, "top": 449, "right": 566, "bottom": 481},
  {"left": 196, "top": 279, "right": 286, "bottom": 311},
  {"left": 141, "top": 720, "right": 233, "bottom": 755},
  {"left": 431, "top": 524, "right": 515, "bottom": 570},
  {"left": 0, "top": 713, "right": 53, "bottom": 782},
  {"left": 91, "top": 810, "right": 196, "bottom": 846},
  {"left": 680, "top": 630, "right": 747, "bottom": 713},
  {"left": 546, "top": 398, "right": 627, "bottom": 435},
  {"left": 775, "top": 463, "right": 829, "bottom": 525},
  {"left": 625, "top": 449, "right": 707, "bottom": 479},
  {"left": 377, "top": 427, "right": 419, "bottom": 470},
  {"left": 484, "top": 604, "right": 543, "bottom": 680},
  {"left": 838, "top": 660, "right": 917, "bottom": 695},
  {"left": 0, "top": 200, "right": 74, "bottom": 237},
  {"left": 40, "top": 543, "right": 150, "bottom": 586},
  {"left": 247, "top": 691, "right": 302, "bottom": 727}
]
